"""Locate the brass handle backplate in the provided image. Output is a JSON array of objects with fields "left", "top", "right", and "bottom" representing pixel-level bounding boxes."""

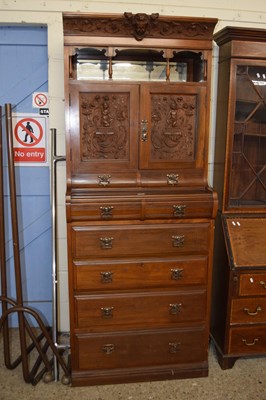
[
  {"left": 169, "top": 342, "right": 181, "bottom": 353},
  {"left": 169, "top": 303, "right": 182, "bottom": 315},
  {"left": 243, "top": 306, "right": 262, "bottom": 316},
  {"left": 242, "top": 338, "right": 259, "bottom": 346},
  {"left": 101, "top": 306, "right": 114, "bottom": 318},
  {"left": 98, "top": 174, "right": 111, "bottom": 186},
  {"left": 173, "top": 204, "right": 186, "bottom": 217},
  {"left": 100, "top": 271, "right": 113, "bottom": 283},
  {"left": 100, "top": 237, "right": 114, "bottom": 249},
  {"left": 172, "top": 235, "right": 185, "bottom": 248},
  {"left": 171, "top": 268, "right": 184, "bottom": 280},
  {"left": 167, "top": 173, "right": 179, "bottom": 186},
  {"left": 102, "top": 344, "right": 115, "bottom": 354},
  {"left": 100, "top": 206, "right": 114, "bottom": 218}
]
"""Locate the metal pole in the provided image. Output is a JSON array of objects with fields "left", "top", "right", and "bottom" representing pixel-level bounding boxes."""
[{"left": 50, "top": 128, "right": 67, "bottom": 381}]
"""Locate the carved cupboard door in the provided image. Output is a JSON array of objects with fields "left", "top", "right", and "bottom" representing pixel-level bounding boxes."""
[
  {"left": 68, "top": 82, "right": 139, "bottom": 174},
  {"left": 139, "top": 84, "right": 207, "bottom": 170}
]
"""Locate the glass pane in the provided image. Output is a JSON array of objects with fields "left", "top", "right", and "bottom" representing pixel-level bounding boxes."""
[{"left": 229, "top": 65, "right": 266, "bottom": 208}]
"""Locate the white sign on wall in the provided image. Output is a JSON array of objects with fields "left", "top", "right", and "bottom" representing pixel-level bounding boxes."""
[{"left": 12, "top": 113, "right": 48, "bottom": 166}]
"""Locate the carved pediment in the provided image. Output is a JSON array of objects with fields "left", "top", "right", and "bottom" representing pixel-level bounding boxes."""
[{"left": 63, "top": 12, "right": 217, "bottom": 41}]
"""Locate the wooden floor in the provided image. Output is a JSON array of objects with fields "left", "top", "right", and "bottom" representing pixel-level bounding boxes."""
[{"left": 0, "top": 330, "right": 265, "bottom": 400}]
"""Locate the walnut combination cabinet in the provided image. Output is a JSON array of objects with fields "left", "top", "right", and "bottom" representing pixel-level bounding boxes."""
[
  {"left": 211, "top": 27, "right": 266, "bottom": 369},
  {"left": 63, "top": 13, "right": 218, "bottom": 386}
]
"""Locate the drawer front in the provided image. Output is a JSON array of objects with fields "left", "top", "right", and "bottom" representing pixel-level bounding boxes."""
[
  {"left": 239, "top": 272, "right": 266, "bottom": 296},
  {"left": 70, "top": 201, "right": 141, "bottom": 221},
  {"left": 73, "top": 256, "right": 208, "bottom": 291},
  {"left": 145, "top": 200, "right": 214, "bottom": 219},
  {"left": 228, "top": 326, "right": 266, "bottom": 355},
  {"left": 74, "top": 327, "right": 207, "bottom": 370},
  {"left": 231, "top": 297, "right": 266, "bottom": 324},
  {"left": 72, "top": 223, "right": 211, "bottom": 259},
  {"left": 75, "top": 290, "right": 206, "bottom": 330}
]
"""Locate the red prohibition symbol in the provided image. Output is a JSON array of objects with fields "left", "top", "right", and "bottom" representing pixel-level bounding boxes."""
[
  {"left": 15, "top": 118, "right": 43, "bottom": 147},
  {"left": 34, "top": 93, "right": 47, "bottom": 107}
]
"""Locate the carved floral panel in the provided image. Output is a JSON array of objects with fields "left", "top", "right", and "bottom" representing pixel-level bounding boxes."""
[
  {"left": 80, "top": 92, "right": 130, "bottom": 161},
  {"left": 150, "top": 94, "right": 196, "bottom": 161}
]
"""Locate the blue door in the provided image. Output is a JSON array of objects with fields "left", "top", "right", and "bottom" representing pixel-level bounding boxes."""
[{"left": 0, "top": 25, "right": 52, "bottom": 326}]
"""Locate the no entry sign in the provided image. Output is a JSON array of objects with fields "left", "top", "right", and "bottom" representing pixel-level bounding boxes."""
[{"left": 12, "top": 114, "right": 48, "bottom": 165}]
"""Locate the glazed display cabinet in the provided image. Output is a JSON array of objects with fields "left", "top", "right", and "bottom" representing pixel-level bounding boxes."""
[
  {"left": 63, "top": 12, "right": 218, "bottom": 386},
  {"left": 211, "top": 27, "right": 266, "bottom": 369}
]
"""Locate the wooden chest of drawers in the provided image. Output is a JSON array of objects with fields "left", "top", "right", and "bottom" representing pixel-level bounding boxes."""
[
  {"left": 211, "top": 216, "right": 266, "bottom": 369},
  {"left": 63, "top": 13, "right": 218, "bottom": 386}
]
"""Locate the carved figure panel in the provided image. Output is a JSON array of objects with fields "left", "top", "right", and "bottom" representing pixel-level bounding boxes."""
[
  {"left": 150, "top": 94, "right": 196, "bottom": 161},
  {"left": 80, "top": 92, "right": 130, "bottom": 161}
]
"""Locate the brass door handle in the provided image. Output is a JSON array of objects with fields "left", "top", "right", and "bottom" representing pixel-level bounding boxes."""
[{"left": 243, "top": 306, "right": 262, "bottom": 316}]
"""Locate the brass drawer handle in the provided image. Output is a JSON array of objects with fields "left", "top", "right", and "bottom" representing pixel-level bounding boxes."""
[
  {"left": 100, "top": 237, "right": 114, "bottom": 249},
  {"left": 100, "top": 271, "right": 113, "bottom": 283},
  {"left": 172, "top": 235, "right": 185, "bottom": 247},
  {"left": 242, "top": 338, "right": 259, "bottom": 346},
  {"left": 100, "top": 206, "right": 114, "bottom": 218},
  {"left": 169, "top": 342, "right": 181, "bottom": 353},
  {"left": 169, "top": 303, "right": 182, "bottom": 315},
  {"left": 98, "top": 174, "right": 111, "bottom": 186},
  {"left": 260, "top": 281, "right": 266, "bottom": 289},
  {"left": 141, "top": 119, "right": 148, "bottom": 142},
  {"left": 243, "top": 306, "right": 262, "bottom": 316},
  {"left": 102, "top": 344, "right": 115, "bottom": 354},
  {"left": 171, "top": 268, "right": 183, "bottom": 280},
  {"left": 101, "top": 306, "right": 114, "bottom": 318},
  {"left": 173, "top": 204, "right": 186, "bottom": 217},
  {"left": 167, "top": 173, "right": 179, "bottom": 186}
]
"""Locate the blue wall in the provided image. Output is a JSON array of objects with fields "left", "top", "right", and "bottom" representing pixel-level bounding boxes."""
[{"left": 0, "top": 25, "right": 52, "bottom": 326}]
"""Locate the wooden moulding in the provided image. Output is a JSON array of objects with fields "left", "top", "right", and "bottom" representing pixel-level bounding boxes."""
[{"left": 63, "top": 12, "right": 217, "bottom": 42}]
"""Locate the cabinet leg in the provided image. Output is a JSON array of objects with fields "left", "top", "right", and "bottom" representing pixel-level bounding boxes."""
[{"left": 217, "top": 353, "right": 237, "bottom": 370}]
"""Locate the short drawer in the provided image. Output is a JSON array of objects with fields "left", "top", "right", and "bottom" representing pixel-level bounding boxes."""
[
  {"left": 75, "top": 290, "right": 207, "bottom": 330},
  {"left": 230, "top": 297, "right": 266, "bottom": 324},
  {"left": 238, "top": 272, "right": 266, "bottom": 296},
  {"left": 228, "top": 326, "right": 266, "bottom": 355},
  {"left": 70, "top": 201, "right": 141, "bottom": 221},
  {"left": 71, "top": 222, "right": 211, "bottom": 259},
  {"left": 144, "top": 199, "right": 214, "bottom": 219},
  {"left": 74, "top": 326, "right": 207, "bottom": 370},
  {"left": 73, "top": 256, "right": 208, "bottom": 291}
]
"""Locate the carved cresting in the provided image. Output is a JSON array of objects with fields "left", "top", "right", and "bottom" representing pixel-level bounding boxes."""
[
  {"left": 151, "top": 94, "right": 196, "bottom": 161},
  {"left": 80, "top": 93, "right": 129, "bottom": 160},
  {"left": 63, "top": 13, "right": 217, "bottom": 41}
]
